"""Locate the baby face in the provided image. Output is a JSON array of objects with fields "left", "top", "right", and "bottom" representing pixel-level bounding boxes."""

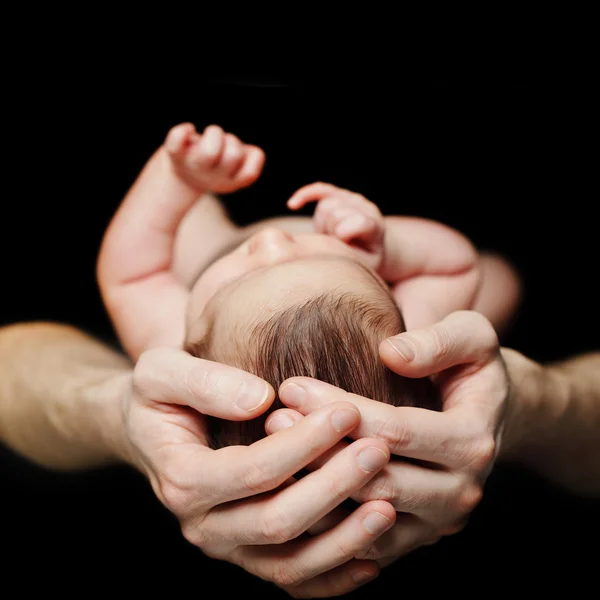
[{"left": 186, "top": 228, "right": 390, "bottom": 344}]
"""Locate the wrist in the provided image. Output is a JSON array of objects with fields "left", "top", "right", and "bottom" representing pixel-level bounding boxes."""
[
  {"left": 498, "top": 348, "right": 569, "bottom": 462},
  {"left": 84, "top": 370, "right": 137, "bottom": 468}
]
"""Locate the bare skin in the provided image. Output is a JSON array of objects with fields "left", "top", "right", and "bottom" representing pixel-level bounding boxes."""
[
  {"left": 1, "top": 315, "right": 598, "bottom": 597},
  {"left": 92, "top": 122, "right": 528, "bottom": 594},
  {"left": 98, "top": 124, "right": 521, "bottom": 362}
]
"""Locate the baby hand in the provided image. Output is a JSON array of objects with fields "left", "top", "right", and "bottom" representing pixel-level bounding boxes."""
[
  {"left": 288, "top": 182, "right": 385, "bottom": 269},
  {"left": 165, "top": 123, "right": 265, "bottom": 194}
]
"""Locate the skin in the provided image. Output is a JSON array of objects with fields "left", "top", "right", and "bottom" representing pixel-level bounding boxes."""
[
  {"left": 0, "top": 322, "right": 394, "bottom": 596},
  {"left": 2, "top": 315, "right": 598, "bottom": 598},
  {"left": 2, "top": 122, "right": 597, "bottom": 597},
  {"left": 91, "top": 122, "right": 531, "bottom": 595},
  {"left": 185, "top": 231, "right": 394, "bottom": 350}
]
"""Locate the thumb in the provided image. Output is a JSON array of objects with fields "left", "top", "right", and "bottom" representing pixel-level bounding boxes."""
[
  {"left": 133, "top": 347, "right": 275, "bottom": 419},
  {"left": 379, "top": 310, "right": 499, "bottom": 378}
]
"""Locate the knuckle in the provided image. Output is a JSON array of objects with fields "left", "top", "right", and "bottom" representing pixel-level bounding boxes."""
[
  {"left": 455, "top": 484, "right": 483, "bottom": 514},
  {"left": 158, "top": 477, "right": 191, "bottom": 516},
  {"left": 467, "top": 435, "right": 497, "bottom": 472},
  {"left": 358, "top": 472, "right": 395, "bottom": 503},
  {"left": 320, "top": 197, "right": 341, "bottom": 211},
  {"left": 375, "top": 415, "right": 413, "bottom": 453},
  {"left": 259, "top": 505, "right": 300, "bottom": 544},
  {"left": 473, "top": 312, "right": 500, "bottom": 351},
  {"left": 241, "top": 461, "right": 279, "bottom": 494},
  {"left": 272, "top": 560, "right": 308, "bottom": 587},
  {"left": 188, "top": 364, "right": 218, "bottom": 399},
  {"left": 180, "top": 518, "right": 209, "bottom": 550},
  {"left": 195, "top": 150, "right": 219, "bottom": 166},
  {"left": 225, "top": 144, "right": 243, "bottom": 161},
  {"left": 400, "top": 489, "right": 436, "bottom": 513},
  {"left": 132, "top": 348, "right": 167, "bottom": 395},
  {"left": 356, "top": 542, "right": 382, "bottom": 560},
  {"left": 430, "top": 323, "right": 454, "bottom": 359},
  {"left": 326, "top": 473, "right": 352, "bottom": 505}
]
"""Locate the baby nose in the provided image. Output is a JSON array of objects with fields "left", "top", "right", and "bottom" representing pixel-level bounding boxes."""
[{"left": 248, "top": 227, "right": 296, "bottom": 261}]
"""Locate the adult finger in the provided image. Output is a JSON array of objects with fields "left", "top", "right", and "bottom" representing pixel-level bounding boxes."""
[
  {"left": 280, "top": 560, "right": 380, "bottom": 598},
  {"left": 134, "top": 346, "right": 275, "bottom": 419},
  {"left": 181, "top": 402, "right": 363, "bottom": 512},
  {"left": 278, "top": 378, "right": 496, "bottom": 470},
  {"left": 232, "top": 500, "right": 395, "bottom": 587},
  {"left": 352, "top": 460, "right": 481, "bottom": 522},
  {"left": 379, "top": 310, "right": 500, "bottom": 379},
  {"left": 267, "top": 411, "right": 480, "bottom": 522},
  {"left": 355, "top": 513, "right": 439, "bottom": 565},
  {"left": 193, "top": 436, "right": 390, "bottom": 544}
]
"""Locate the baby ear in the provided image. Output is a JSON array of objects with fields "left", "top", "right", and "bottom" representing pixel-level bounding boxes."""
[{"left": 183, "top": 317, "right": 211, "bottom": 357}]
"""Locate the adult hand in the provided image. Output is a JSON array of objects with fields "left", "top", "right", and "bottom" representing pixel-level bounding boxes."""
[
  {"left": 118, "top": 346, "right": 396, "bottom": 597},
  {"left": 267, "top": 311, "right": 508, "bottom": 566}
]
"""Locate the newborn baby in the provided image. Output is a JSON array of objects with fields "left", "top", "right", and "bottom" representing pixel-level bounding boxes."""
[{"left": 98, "top": 123, "right": 520, "bottom": 448}]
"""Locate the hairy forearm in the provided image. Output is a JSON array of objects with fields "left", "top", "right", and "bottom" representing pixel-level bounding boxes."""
[
  {"left": 500, "top": 348, "right": 600, "bottom": 495},
  {"left": 0, "top": 322, "right": 133, "bottom": 470}
]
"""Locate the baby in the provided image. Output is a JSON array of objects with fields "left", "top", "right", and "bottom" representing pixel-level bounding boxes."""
[{"left": 98, "top": 123, "right": 520, "bottom": 449}]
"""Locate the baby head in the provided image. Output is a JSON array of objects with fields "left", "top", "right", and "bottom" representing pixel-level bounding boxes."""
[{"left": 184, "top": 228, "right": 440, "bottom": 449}]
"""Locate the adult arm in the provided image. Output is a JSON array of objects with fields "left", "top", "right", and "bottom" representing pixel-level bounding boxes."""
[
  {"left": 500, "top": 348, "right": 600, "bottom": 495},
  {"left": 0, "top": 321, "right": 131, "bottom": 469}
]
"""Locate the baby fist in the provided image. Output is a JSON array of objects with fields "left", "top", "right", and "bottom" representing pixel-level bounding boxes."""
[
  {"left": 288, "top": 182, "right": 385, "bottom": 269},
  {"left": 165, "top": 123, "right": 265, "bottom": 194}
]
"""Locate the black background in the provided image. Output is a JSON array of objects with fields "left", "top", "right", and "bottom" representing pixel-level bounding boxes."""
[{"left": 2, "top": 59, "right": 598, "bottom": 596}]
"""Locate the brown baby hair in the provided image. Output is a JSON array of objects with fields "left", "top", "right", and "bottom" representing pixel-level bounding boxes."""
[{"left": 185, "top": 290, "right": 441, "bottom": 449}]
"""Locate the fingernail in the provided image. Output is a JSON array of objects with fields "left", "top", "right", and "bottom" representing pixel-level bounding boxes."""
[
  {"left": 352, "top": 570, "right": 376, "bottom": 584},
  {"left": 331, "top": 408, "right": 360, "bottom": 432},
  {"left": 235, "top": 380, "right": 270, "bottom": 411},
  {"left": 279, "top": 382, "right": 306, "bottom": 408},
  {"left": 357, "top": 446, "right": 388, "bottom": 472},
  {"left": 386, "top": 337, "right": 416, "bottom": 361},
  {"left": 267, "top": 413, "right": 295, "bottom": 432},
  {"left": 363, "top": 512, "right": 392, "bottom": 535}
]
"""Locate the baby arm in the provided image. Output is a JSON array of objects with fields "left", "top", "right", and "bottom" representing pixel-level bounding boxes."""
[
  {"left": 288, "top": 183, "right": 518, "bottom": 332},
  {"left": 378, "top": 216, "right": 480, "bottom": 329},
  {"left": 381, "top": 222, "right": 521, "bottom": 333},
  {"left": 97, "top": 123, "right": 265, "bottom": 360}
]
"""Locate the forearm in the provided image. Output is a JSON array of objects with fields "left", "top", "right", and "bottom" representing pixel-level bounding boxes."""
[
  {"left": 378, "top": 216, "right": 479, "bottom": 283},
  {"left": 0, "top": 322, "right": 133, "bottom": 470},
  {"left": 379, "top": 217, "right": 480, "bottom": 328},
  {"left": 98, "top": 147, "right": 203, "bottom": 286},
  {"left": 500, "top": 348, "right": 600, "bottom": 495},
  {"left": 97, "top": 147, "right": 194, "bottom": 359}
]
